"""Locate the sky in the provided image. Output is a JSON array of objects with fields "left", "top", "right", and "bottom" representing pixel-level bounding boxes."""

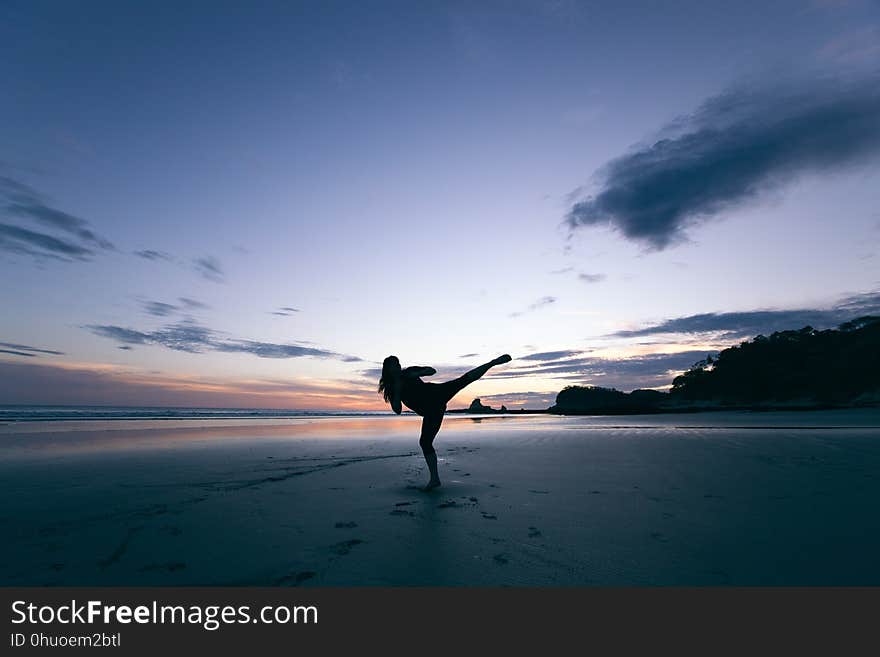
[{"left": 1, "top": 0, "right": 879, "bottom": 410}]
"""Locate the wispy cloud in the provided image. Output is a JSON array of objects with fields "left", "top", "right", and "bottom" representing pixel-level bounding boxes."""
[
  {"left": 140, "top": 297, "right": 208, "bottom": 317},
  {"left": 0, "top": 176, "right": 114, "bottom": 262},
  {"left": 179, "top": 297, "right": 208, "bottom": 310},
  {"left": 193, "top": 256, "right": 225, "bottom": 282},
  {"left": 611, "top": 290, "right": 880, "bottom": 339},
  {"left": 133, "top": 249, "right": 174, "bottom": 262},
  {"left": 567, "top": 74, "right": 880, "bottom": 249},
  {"left": 142, "top": 301, "right": 179, "bottom": 317},
  {"left": 86, "top": 319, "right": 361, "bottom": 362},
  {"left": 518, "top": 350, "right": 581, "bottom": 362},
  {"left": 509, "top": 296, "right": 556, "bottom": 318},
  {"left": 0, "top": 341, "right": 64, "bottom": 357},
  {"left": 270, "top": 306, "right": 300, "bottom": 316},
  {"left": 578, "top": 273, "right": 606, "bottom": 283}
]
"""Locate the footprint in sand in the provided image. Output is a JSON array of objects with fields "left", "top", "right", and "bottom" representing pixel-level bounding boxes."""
[
  {"left": 528, "top": 527, "right": 542, "bottom": 538},
  {"left": 334, "top": 521, "right": 358, "bottom": 529},
  {"left": 331, "top": 539, "right": 365, "bottom": 555},
  {"left": 390, "top": 509, "right": 415, "bottom": 517},
  {"left": 650, "top": 531, "right": 668, "bottom": 542},
  {"left": 139, "top": 562, "right": 186, "bottom": 573},
  {"left": 481, "top": 512, "right": 497, "bottom": 520},
  {"left": 469, "top": 497, "right": 478, "bottom": 503},
  {"left": 529, "top": 489, "right": 549, "bottom": 495},
  {"left": 273, "top": 571, "right": 316, "bottom": 586},
  {"left": 438, "top": 500, "right": 458, "bottom": 509},
  {"left": 395, "top": 501, "right": 414, "bottom": 507},
  {"left": 493, "top": 554, "right": 509, "bottom": 565}
]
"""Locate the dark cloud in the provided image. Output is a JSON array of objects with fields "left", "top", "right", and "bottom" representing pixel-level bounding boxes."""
[
  {"left": 612, "top": 290, "right": 880, "bottom": 338},
  {"left": 86, "top": 319, "right": 360, "bottom": 362},
  {"left": 578, "top": 273, "right": 606, "bottom": 283},
  {"left": 133, "top": 249, "right": 174, "bottom": 261},
  {"left": 567, "top": 75, "right": 880, "bottom": 249},
  {"left": 459, "top": 353, "right": 479, "bottom": 358},
  {"left": 510, "top": 296, "right": 556, "bottom": 317},
  {"left": 193, "top": 256, "right": 225, "bottom": 282},
  {"left": 0, "top": 176, "right": 114, "bottom": 261},
  {"left": 0, "top": 349, "right": 36, "bottom": 357},
  {"left": 0, "top": 341, "right": 64, "bottom": 356}
]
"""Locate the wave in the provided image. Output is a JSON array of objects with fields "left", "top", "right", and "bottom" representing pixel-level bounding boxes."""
[{"left": 0, "top": 405, "right": 396, "bottom": 422}]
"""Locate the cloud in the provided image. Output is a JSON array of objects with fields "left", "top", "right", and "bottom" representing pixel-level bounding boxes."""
[
  {"left": 496, "top": 350, "right": 714, "bottom": 391},
  {"left": 471, "top": 391, "right": 559, "bottom": 409},
  {"left": 566, "top": 75, "right": 880, "bottom": 249},
  {"left": 510, "top": 296, "right": 556, "bottom": 317},
  {"left": 5, "top": 202, "right": 114, "bottom": 250},
  {"left": 518, "top": 350, "right": 581, "bottom": 361},
  {"left": 0, "top": 360, "right": 379, "bottom": 410},
  {"left": 86, "top": 319, "right": 360, "bottom": 362},
  {"left": 0, "top": 223, "right": 93, "bottom": 260},
  {"left": 0, "top": 349, "right": 37, "bottom": 357},
  {"left": 139, "top": 297, "right": 208, "bottom": 317},
  {"left": 459, "top": 353, "right": 479, "bottom": 358},
  {"left": 270, "top": 306, "right": 300, "bottom": 316},
  {"left": 193, "top": 256, "right": 225, "bottom": 282},
  {"left": 0, "top": 341, "right": 64, "bottom": 356},
  {"left": 179, "top": 297, "right": 208, "bottom": 310},
  {"left": 133, "top": 249, "right": 174, "bottom": 261},
  {"left": 612, "top": 290, "right": 880, "bottom": 338},
  {"left": 578, "top": 273, "right": 606, "bottom": 283},
  {"left": 142, "top": 301, "right": 179, "bottom": 317},
  {"left": 0, "top": 176, "right": 114, "bottom": 261}
]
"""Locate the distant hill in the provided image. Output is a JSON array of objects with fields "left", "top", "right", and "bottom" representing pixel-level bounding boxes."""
[
  {"left": 549, "top": 386, "right": 666, "bottom": 414},
  {"left": 549, "top": 316, "right": 880, "bottom": 414},
  {"left": 669, "top": 316, "right": 880, "bottom": 406}
]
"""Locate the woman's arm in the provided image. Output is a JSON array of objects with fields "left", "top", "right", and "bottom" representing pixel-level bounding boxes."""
[{"left": 403, "top": 366, "right": 436, "bottom": 377}]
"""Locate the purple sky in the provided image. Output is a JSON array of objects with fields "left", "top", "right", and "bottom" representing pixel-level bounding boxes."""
[{"left": 1, "top": 1, "right": 879, "bottom": 409}]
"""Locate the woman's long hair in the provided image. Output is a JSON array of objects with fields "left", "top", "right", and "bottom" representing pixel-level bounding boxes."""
[{"left": 378, "top": 355, "right": 401, "bottom": 403}]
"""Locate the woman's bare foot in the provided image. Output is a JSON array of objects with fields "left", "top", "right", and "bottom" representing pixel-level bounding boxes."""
[
  {"left": 423, "top": 478, "right": 441, "bottom": 491},
  {"left": 492, "top": 354, "right": 512, "bottom": 366}
]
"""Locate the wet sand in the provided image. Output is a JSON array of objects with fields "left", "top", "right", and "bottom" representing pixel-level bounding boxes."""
[{"left": 2, "top": 411, "right": 879, "bottom": 585}]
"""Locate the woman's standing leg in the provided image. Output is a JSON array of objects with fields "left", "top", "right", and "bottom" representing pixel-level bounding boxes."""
[{"left": 419, "top": 412, "right": 444, "bottom": 490}]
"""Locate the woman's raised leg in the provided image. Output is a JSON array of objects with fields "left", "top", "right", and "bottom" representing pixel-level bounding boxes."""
[{"left": 442, "top": 354, "right": 512, "bottom": 400}]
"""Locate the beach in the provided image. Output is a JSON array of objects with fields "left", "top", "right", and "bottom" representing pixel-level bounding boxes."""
[{"left": 2, "top": 410, "right": 879, "bottom": 586}]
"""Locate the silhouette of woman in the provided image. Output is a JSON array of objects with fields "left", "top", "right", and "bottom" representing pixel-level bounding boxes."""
[{"left": 378, "top": 354, "right": 512, "bottom": 490}]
